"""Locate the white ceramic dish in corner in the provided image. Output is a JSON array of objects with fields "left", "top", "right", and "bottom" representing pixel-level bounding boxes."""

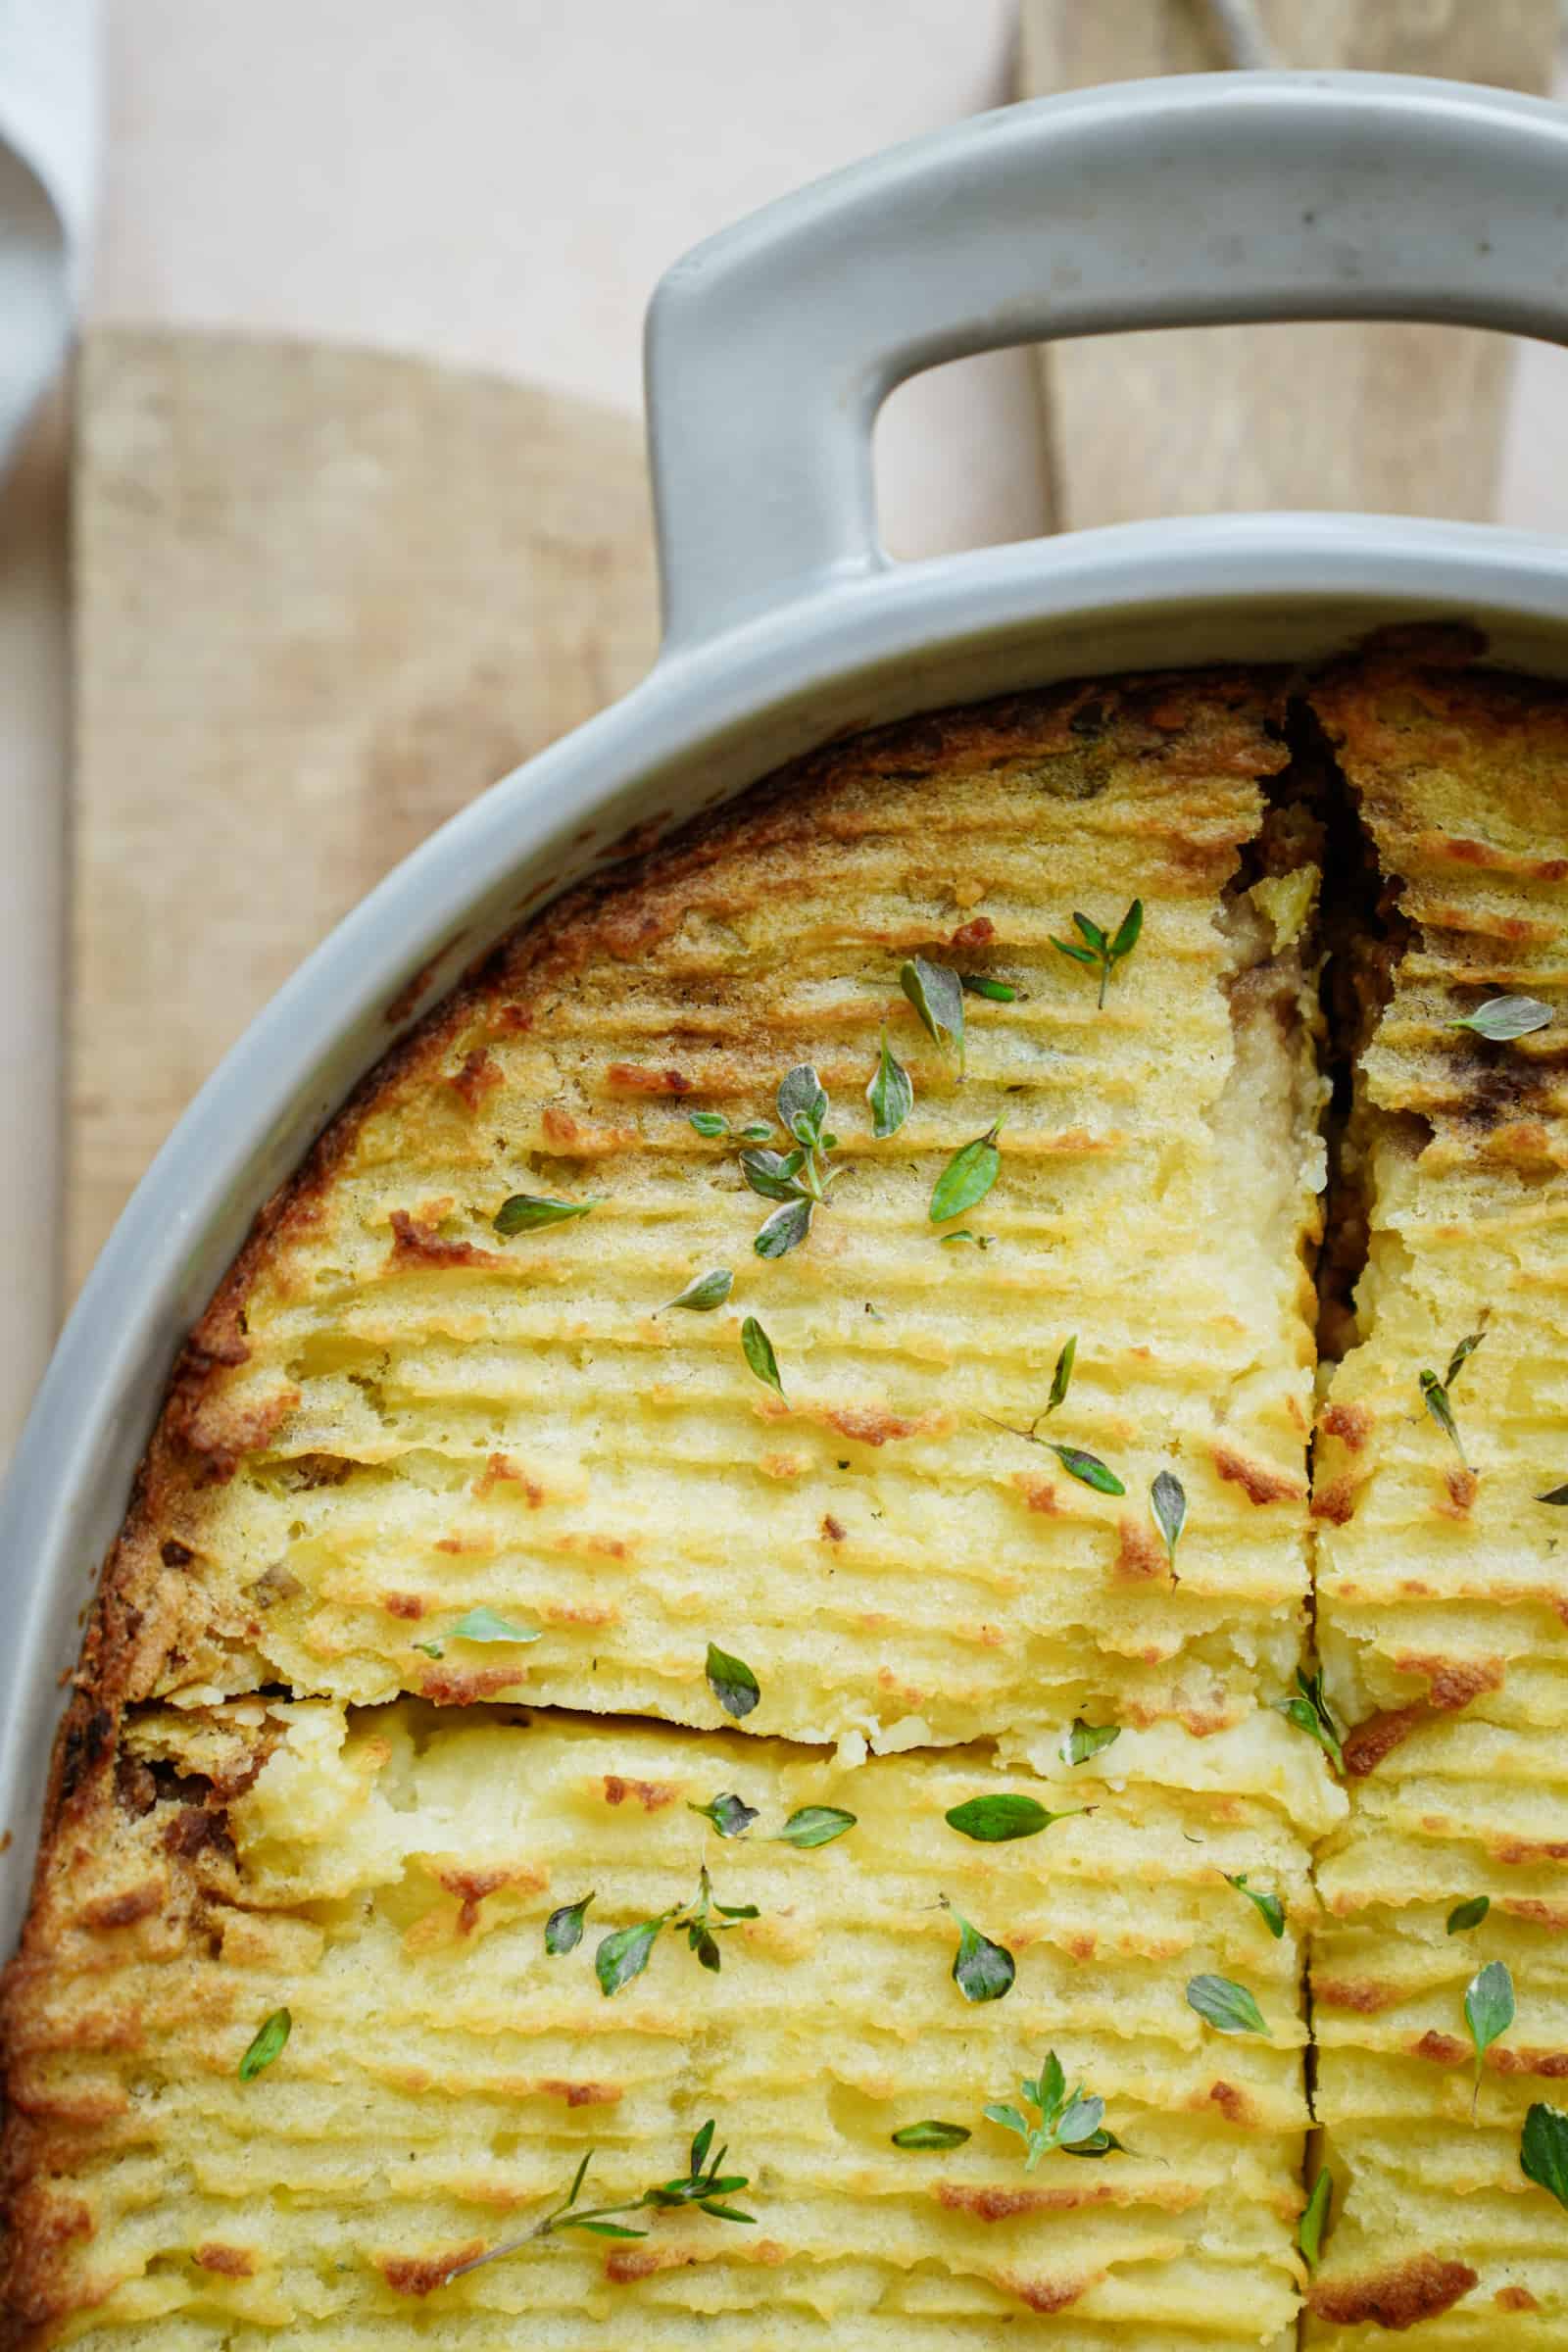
[{"left": 4, "top": 70, "right": 1568, "bottom": 1948}]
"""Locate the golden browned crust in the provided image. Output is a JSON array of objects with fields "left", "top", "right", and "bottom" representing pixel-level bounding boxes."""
[{"left": 1308, "top": 2254, "right": 1479, "bottom": 2331}]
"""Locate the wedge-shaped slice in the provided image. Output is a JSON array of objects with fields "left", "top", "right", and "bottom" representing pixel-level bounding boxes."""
[
  {"left": 81, "top": 672, "right": 1323, "bottom": 1756},
  {"left": 4, "top": 1703, "right": 1311, "bottom": 2345},
  {"left": 1307, "top": 650, "right": 1568, "bottom": 2339}
]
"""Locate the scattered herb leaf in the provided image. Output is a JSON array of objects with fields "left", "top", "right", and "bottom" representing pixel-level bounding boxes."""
[
  {"left": 1465, "top": 1958, "right": 1515, "bottom": 2104},
  {"left": 1185, "top": 1973, "right": 1270, "bottom": 2037},
  {"left": 662, "top": 1268, "right": 734, "bottom": 1312},
  {"left": 891, "top": 2120, "right": 971, "bottom": 2150},
  {"left": 754, "top": 1196, "right": 813, "bottom": 1258},
  {"left": 595, "top": 1915, "right": 667, "bottom": 1997},
  {"left": 446, "top": 1606, "right": 540, "bottom": 1644},
  {"left": 1051, "top": 899, "right": 1144, "bottom": 1008},
  {"left": 1047, "top": 1442, "right": 1125, "bottom": 1497},
  {"left": 938, "top": 1229, "right": 993, "bottom": 1249},
  {"left": 1521, "top": 2102, "right": 1568, "bottom": 2212},
  {"left": 1060, "top": 1718, "right": 1120, "bottom": 1767},
  {"left": 778, "top": 1064, "right": 828, "bottom": 1144},
  {"left": 443, "top": 2118, "right": 757, "bottom": 2279},
  {"left": 960, "top": 974, "right": 1018, "bottom": 1003},
  {"left": 945, "top": 1793, "right": 1082, "bottom": 1842},
  {"left": 740, "top": 1316, "right": 784, "bottom": 1399},
  {"left": 740, "top": 1146, "right": 808, "bottom": 1203},
  {"left": 1298, "top": 2168, "right": 1333, "bottom": 2270},
  {"left": 689, "top": 1793, "right": 759, "bottom": 1839},
  {"left": 929, "top": 1124, "right": 1003, "bottom": 1223},
  {"left": 1151, "top": 1470, "right": 1186, "bottom": 1572},
  {"left": 775, "top": 1805, "right": 857, "bottom": 1849},
  {"left": 1225, "top": 1872, "right": 1286, "bottom": 1939},
  {"left": 707, "top": 1641, "right": 761, "bottom": 1720},
  {"left": 238, "top": 2007, "right": 291, "bottom": 2082},
  {"left": 900, "top": 957, "right": 966, "bottom": 1071},
  {"left": 1275, "top": 1667, "right": 1345, "bottom": 1775},
  {"left": 866, "top": 1028, "right": 914, "bottom": 1141},
  {"left": 1446, "top": 1895, "right": 1491, "bottom": 1935},
  {"left": 1452, "top": 995, "right": 1553, "bottom": 1041},
  {"left": 494, "top": 1193, "right": 601, "bottom": 1236},
  {"left": 687, "top": 1110, "right": 730, "bottom": 1138},
  {"left": 1538, "top": 1484, "right": 1568, "bottom": 1505},
  {"left": 1047, "top": 1335, "right": 1077, "bottom": 1418},
  {"left": 412, "top": 1639, "right": 444, "bottom": 1658},
  {"left": 545, "top": 1893, "right": 594, "bottom": 1954},
  {"left": 946, "top": 1902, "right": 1016, "bottom": 2004}
]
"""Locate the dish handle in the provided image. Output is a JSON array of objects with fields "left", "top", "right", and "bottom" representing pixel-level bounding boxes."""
[{"left": 646, "top": 70, "right": 1568, "bottom": 652}]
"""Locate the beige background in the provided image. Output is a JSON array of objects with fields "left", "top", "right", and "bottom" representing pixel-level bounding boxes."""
[{"left": 3, "top": 0, "right": 1568, "bottom": 1461}]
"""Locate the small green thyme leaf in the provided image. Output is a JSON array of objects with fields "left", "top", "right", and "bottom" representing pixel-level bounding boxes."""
[
  {"left": 1420, "top": 1332, "right": 1483, "bottom": 1468},
  {"left": 739, "top": 1146, "right": 808, "bottom": 1203},
  {"left": 1225, "top": 1872, "right": 1286, "bottom": 1940},
  {"left": 900, "top": 956, "right": 966, "bottom": 1071},
  {"left": 595, "top": 1916, "right": 667, "bottom": 1997},
  {"left": 1521, "top": 2102, "right": 1568, "bottom": 2211},
  {"left": 494, "top": 1192, "right": 601, "bottom": 1236},
  {"left": 446, "top": 1606, "right": 541, "bottom": 1645},
  {"left": 238, "top": 2007, "right": 291, "bottom": 2082},
  {"left": 944, "top": 1793, "right": 1082, "bottom": 1843},
  {"left": 947, "top": 1904, "right": 1016, "bottom": 2004},
  {"left": 1452, "top": 995, "right": 1553, "bottom": 1041},
  {"left": 1298, "top": 2168, "right": 1333, "bottom": 2270},
  {"left": 754, "top": 1195, "right": 813, "bottom": 1258},
  {"left": 938, "top": 1229, "right": 993, "bottom": 1249},
  {"left": 1465, "top": 1958, "right": 1515, "bottom": 2091},
  {"left": 1047, "top": 1442, "right": 1125, "bottom": 1497},
  {"left": 662, "top": 1268, "right": 734, "bottom": 1312},
  {"left": 689, "top": 1793, "right": 759, "bottom": 1839},
  {"left": 1051, "top": 899, "right": 1143, "bottom": 1007},
  {"left": 1046, "top": 1335, "right": 1077, "bottom": 1417},
  {"left": 891, "top": 2120, "right": 971, "bottom": 2150},
  {"left": 929, "top": 1124, "right": 1003, "bottom": 1223},
  {"left": 959, "top": 974, "right": 1018, "bottom": 1003},
  {"left": 1446, "top": 1330, "right": 1486, "bottom": 1386},
  {"left": 1185, "top": 1973, "right": 1270, "bottom": 2037},
  {"left": 1151, "top": 1470, "right": 1186, "bottom": 1570},
  {"left": 687, "top": 1110, "right": 730, "bottom": 1138},
  {"left": 706, "top": 1641, "right": 761, "bottom": 1720},
  {"left": 545, "top": 1893, "right": 594, "bottom": 1954},
  {"left": 412, "top": 1639, "right": 444, "bottom": 1659},
  {"left": 777, "top": 1064, "right": 827, "bottom": 1143},
  {"left": 774, "top": 1806, "right": 857, "bottom": 1849},
  {"left": 1275, "top": 1666, "right": 1345, "bottom": 1775},
  {"left": 1538, "top": 1484, "right": 1568, "bottom": 1505},
  {"left": 1059, "top": 1718, "right": 1120, "bottom": 1767},
  {"left": 1446, "top": 1895, "right": 1492, "bottom": 1935},
  {"left": 740, "top": 1316, "right": 784, "bottom": 1399},
  {"left": 866, "top": 1028, "right": 914, "bottom": 1140}
]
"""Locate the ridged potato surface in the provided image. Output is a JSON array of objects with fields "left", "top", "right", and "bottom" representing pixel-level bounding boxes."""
[
  {"left": 1306, "top": 659, "right": 1568, "bottom": 2342},
  {"left": 65, "top": 674, "right": 1321, "bottom": 1757},
  {"left": 5, "top": 1704, "right": 1310, "bottom": 2346},
  {"left": 9, "top": 648, "right": 1568, "bottom": 2346}
]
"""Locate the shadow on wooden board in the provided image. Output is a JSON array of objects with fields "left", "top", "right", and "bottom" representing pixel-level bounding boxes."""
[{"left": 69, "top": 328, "right": 658, "bottom": 1295}]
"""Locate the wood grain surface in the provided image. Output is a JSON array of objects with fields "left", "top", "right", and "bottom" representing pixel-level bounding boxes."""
[
  {"left": 1017, "top": 0, "right": 1561, "bottom": 528},
  {"left": 68, "top": 328, "right": 658, "bottom": 1294}
]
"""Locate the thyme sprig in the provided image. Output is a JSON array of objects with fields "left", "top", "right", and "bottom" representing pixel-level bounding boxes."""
[
  {"left": 594, "top": 1864, "right": 760, "bottom": 1997},
  {"left": 985, "top": 2049, "right": 1125, "bottom": 2166},
  {"left": 1275, "top": 1666, "right": 1344, "bottom": 1775},
  {"left": 1051, "top": 900, "right": 1144, "bottom": 1008},
  {"left": 1419, "top": 1330, "right": 1486, "bottom": 1470},
  {"left": 737, "top": 1065, "right": 847, "bottom": 1258},
  {"left": 984, "top": 1341, "right": 1124, "bottom": 1494},
  {"left": 442, "top": 2118, "right": 756, "bottom": 2281}
]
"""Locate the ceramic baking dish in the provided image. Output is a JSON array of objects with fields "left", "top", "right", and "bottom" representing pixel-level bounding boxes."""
[{"left": 5, "top": 69, "right": 1568, "bottom": 1948}]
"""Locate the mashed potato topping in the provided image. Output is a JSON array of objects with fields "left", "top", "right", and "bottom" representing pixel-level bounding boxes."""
[{"left": 5, "top": 651, "right": 1566, "bottom": 2345}]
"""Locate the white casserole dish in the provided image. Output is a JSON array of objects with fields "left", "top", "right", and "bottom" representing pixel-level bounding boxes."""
[{"left": 4, "top": 68, "right": 1568, "bottom": 1949}]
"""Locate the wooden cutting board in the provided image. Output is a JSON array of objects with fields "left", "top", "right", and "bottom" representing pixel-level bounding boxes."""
[
  {"left": 1017, "top": 0, "right": 1561, "bottom": 527},
  {"left": 69, "top": 327, "right": 659, "bottom": 1295}
]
